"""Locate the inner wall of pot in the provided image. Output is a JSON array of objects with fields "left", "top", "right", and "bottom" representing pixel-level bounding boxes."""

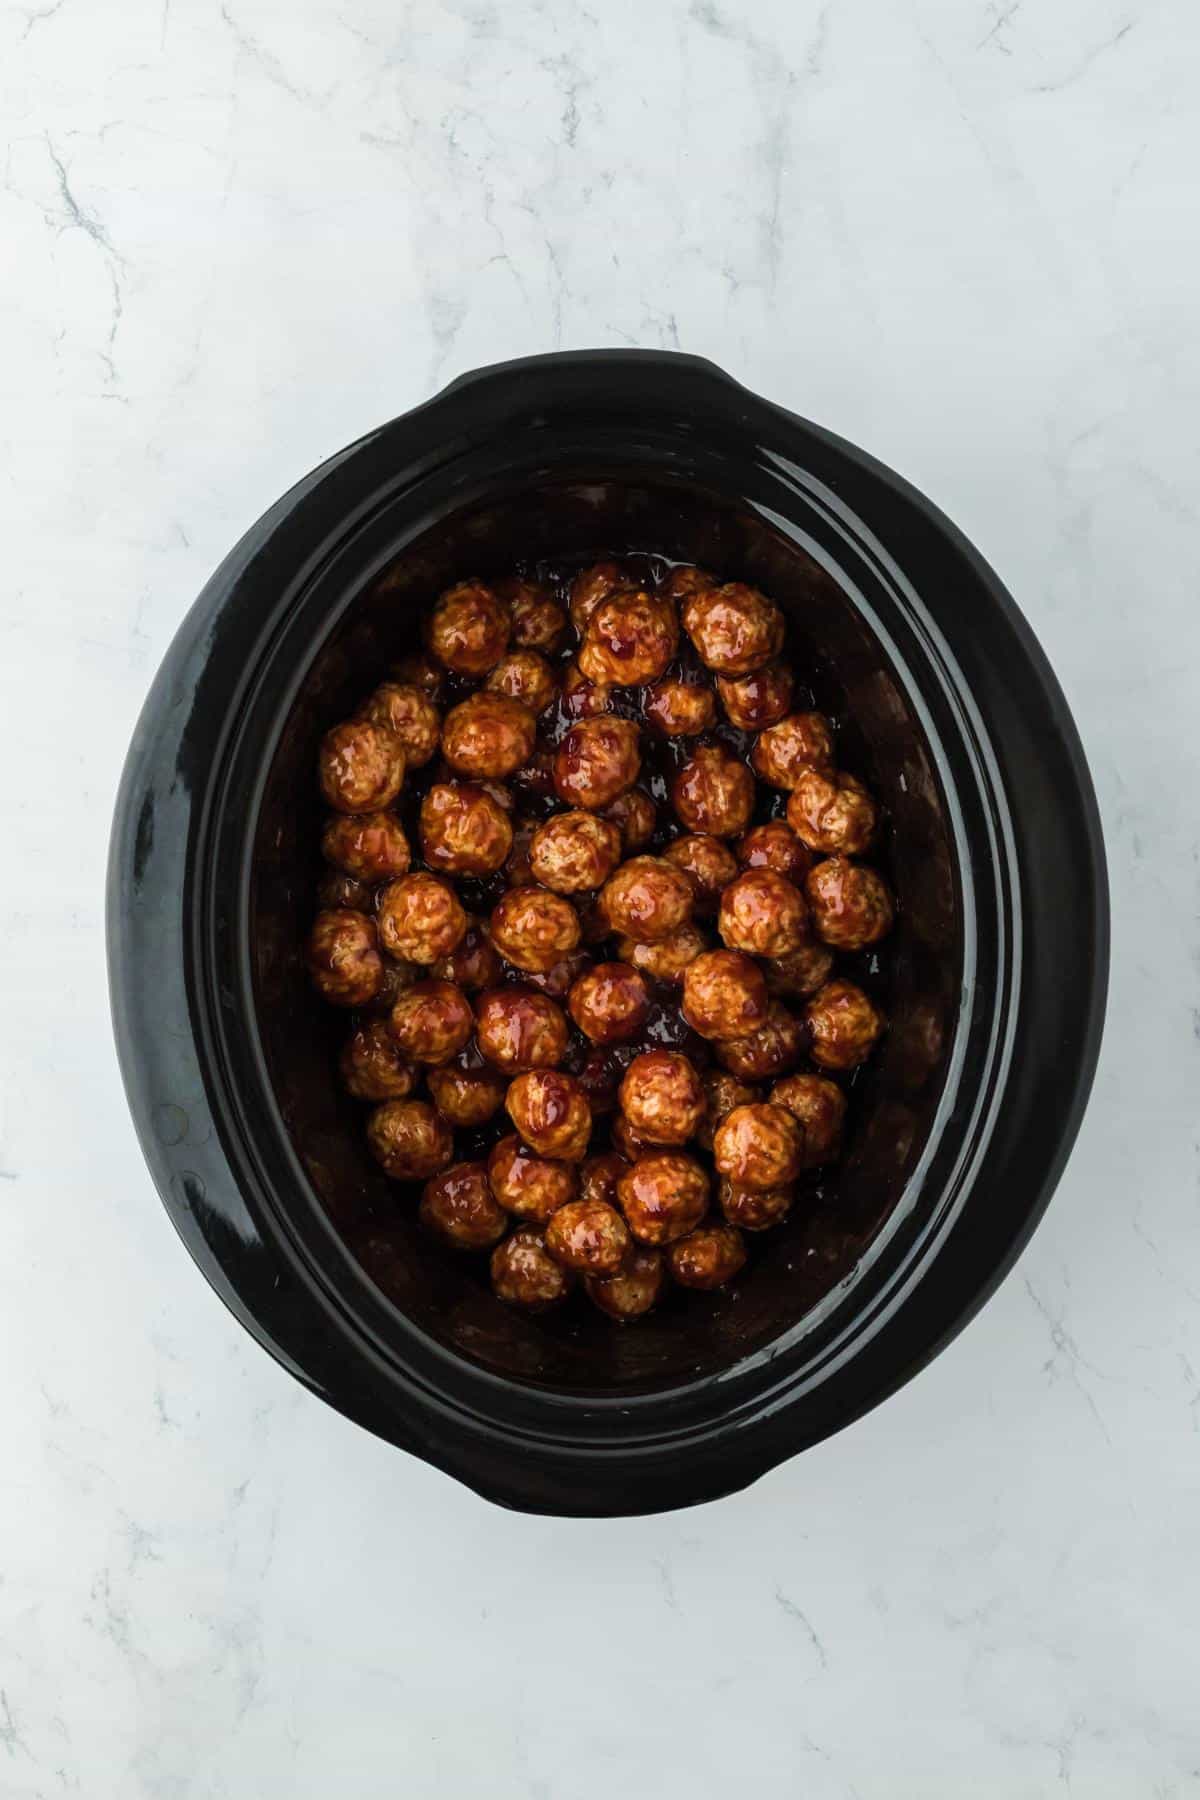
[{"left": 250, "top": 477, "right": 960, "bottom": 1391}]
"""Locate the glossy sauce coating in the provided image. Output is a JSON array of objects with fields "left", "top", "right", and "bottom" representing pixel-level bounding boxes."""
[
  {"left": 751, "top": 712, "right": 835, "bottom": 789},
  {"left": 667, "top": 1223, "right": 747, "bottom": 1289},
  {"left": 618, "top": 1153, "right": 709, "bottom": 1245},
  {"left": 497, "top": 577, "right": 567, "bottom": 653},
  {"left": 585, "top": 1246, "right": 665, "bottom": 1320},
  {"left": 367, "top": 1099, "right": 452, "bottom": 1181},
  {"left": 490, "top": 886, "right": 581, "bottom": 973},
  {"left": 318, "top": 719, "right": 405, "bottom": 813},
  {"left": 736, "top": 820, "right": 812, "bottom": 885},
  {"left": 359, "top": 682, "right": 441, "bottom": 767},
  {"left": 805, "top": 979, "right": 885, "bottom": 1070},
  {"left": 806, "top": 855, "right": 894, "bottom": 948},
  {"left": 788, "top": 769, "right": 878, "bottom": 856},
  {"left": 717, "top": 662, "right": 794, "bottom": 730},
  {"left": 506, "top": 1069, "right": 592, "bottom": 1161},
  {"left": 663, "top": 835, "right": 739, "bottom": 912},
  {"left": 578, "top": 588, "right": 679, "bottom": 687},
  {"left": 568, "top": 962, "right": 650, "bottom": 1044},
  {"left": 321, "top": 810, "right": 411, "bottom": 883},
  {"left": 427, "top": 580, "right": 511, "bottom": 676},
  {"left": 618, "top": 923, "right": 710, "bottom": 984},
  {"left": 420, "top": 782, "right": 512, "bottom": 876},
  {"left": 599, "top": 856, "right": 694, "bottom": 942},
  {"left": 769, "top": 1073, "right": 847, "bottom": 1166},
  {"left": 491, "top": 1227, "right": 573, "bottom": 1308},
  {"left": 715, "top": 1000, "right": 807, "bottom": 1080},
  {"left": 718, "top": 868, "right": 809, "bottom": 959},
  {"left": 545, "top": 1198, "right": 631, "bottom": 1275},
  {"left": 553, "top": 716, "right": 641, "bottom": 810},
  {"left": 672, "top": 744, "right": 755, "bottom": 837},
  {"left": 681, "top": 582, "right": 784, "bottom": 675},
  {"left": 713, "top": 1102, "right": 804, "bottom": 1190},
  {"left": 389, "top": 980, "right": 474, "bottom": 1065},
  {"left": 488, "top": 1134, "right": 577, "bottom": 1222},
  {"left": 484, "top": 649, "right": 558, "bottom": 715},
  {"left": 474, "top": 986, "right": 568, "bottom": 1073},
  {"left": 340, "top": 1020, "right": 418, "bottom": 1101},
  {"left": 619, "top": 1050, "right": 706, "bottom": 1146},
  {"left": 427, "top": 1063, "right": 508, "bottom": 1128},
  {"left": 419, "top": 1161, "right": 508, "bottom": 1248},
  {"left": 377, "top": 872, "right": 467, "bottom": 964},
  {"left": 307, "top": 909, "right": 383, "bottom": 1007},
  {"left": 529, "top": 811, "right": 622, "bottom": 894},
  {"left": 682, "top": 949, "right": 769, "bottom": 1041},
  {"left": 441, "top": 692, "right": 537, "bottom": 780}
]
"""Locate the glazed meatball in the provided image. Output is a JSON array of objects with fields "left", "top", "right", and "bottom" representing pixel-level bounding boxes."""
[
  {"left": 426, "top": 579, "right": 511, "bottom": 676},
  {"left": 441, "top": 693, "right": 537, "bottom": 781},
  {"left": 488, "top": 1134, "right": 577, "bottom": 1223},
  {"left": 718, "top": 868, "right": 809, "bottom": 958},
  {"left": 474, "top": 986, "right": 568, "bottom": 1073},
  {"left": 681, "top": 581, "right": 784, "bottom": 675},
  {"left": 497, "top": 577, "right": 567, "bottom": 654},
  {"left": 578, "top": 589, "right": 679, "bottom": 687},
  {"left": 573, "top": 1046, "right": 623, "bottom": 1115},
  {"left": 427, "top": 1063, "right": 508, "bottom": 1128},
  {"left": 618, "top": 923, "right": 710, "bottom": 984},
  {"left": 553, "top": 717, "right": 641, "bottom": 810},
  {"left": 322, "top": 810, "right": 411, "bottom": 883},
  {"left": 602, "top": 787, "right": 656, "bottom": 853},
  {"left": 529, "top": 811, "right": 622, "bottom": 895},
  {"left": 506, "top": 1070, "right": 592, "bottom": 1161},
  {"left": 657, "top": 564, "right": 712, "bottom": 604},
  {"left": 318, "top": 718, "right": 405, "bottom": 814},
  {"left": 806, "top": 856, "right": 894, "bottom": 949},
  {"left": 316, "top": 870, "right": 374, "bottom": 912},
  {"left": 390, "top": 650, "right": 444, "bottom": 699},
  {"left": 751, "top": 712, "right": 835, "bottom": 789},
  {"left": 599, "top": 856, "right": 694, "bottom": 943},
  {"left": 419, "top": 1162, "right": 508, "bottom": 1250},
  {"left": 491, "top": 1227, "right": 573, "bottom": 1309},
  {"left": 568, "top": 561, "right": 630, "bottom": 635},
  {"left": 618, "top": 1152, "right": 709, "bottom": 1245},
  {"left": 389, "top": 979, "right": 474, "bottom": 1065},
  {"left": 788, "top": 769, "right": 878, "bottom": 856},
  {"left": 806, "top": 979, "right": 885, "bottom": 1071},
  {"left": 366, "top": 1098, "right": 452, "bottom": 1181},
  {"left": 561, "top": 660, "right": 612, "bottom": 719},
  {"left": 682, "top": 949, "right": 769, "bottom": 1041},
  {"left": 579, "top": 1151, "right": 629, "bottom": 1210},
  {"left": 716, "top": 1001, "right": 806, "bottom": 1080},
  {"left": 663, "top": 835, "right": 739, "bottom": 913},
  {"left": 377, "top": 872, "right": 467, "bottom": 965},
  {"left": 363, "top": 955, "right": 421, "bottom": 1017},
  {"left": 737, "top": 821, "right": 812, "bottom": 885},
  {"left": 419, "top": 782, "right": 512, "bottom": 877},
  {"left": 430, "top": 919, "right": 503, "bottom": 991},
  {"left": 672, "top": 744, "right": 755, "bottom": 838},
  {"left": 644, "top": 677, "right": 716, "bottom": 737},
  {"left": 490, "top": 886, "right": 581, "bottom": 974},
  {"left": 545, "top": 1197, "right": 631, "bottom": 1275},
  {"left": 769, "top": 1073, "right": 847, "bottom": 1167},
  {"left": 610, "top": 1111, "right": 651, "bottom": 1163},
  {"left": 696, "top": 1069, "right": 760, "bottom": 1151},
  {"left": 510, "top": 745, "right": 556, "bottom": 803},
  {"left": 716, "top": 662, "right": 794, "bottom": 731},
  {"left": 523, "top": 949, "right": 591, "bottom": 1000},
  {"left": 667, "top": 1224, "right": 747, "bottom": 1289},
  {"left": 568, "top": 962, "right": 650, "bottom": 1045},
  {"left": 307, "top": 909, "right": 382, "bottom": 1006},
  {"left": 484, "top": 649, "right": 558, "bottom": 716},
  {"left": 585, "top": 1246, "right": 665, "bottom": 1320},
  {"left": 762, "top": 942, "right": 836, "bottom": 999},
  {"left": 340, "top": 1020, "right": 418, "bottom": 1102},
  {"left": 718, "top": 1177, "right": 794, "bottom": 1231},
  {"left": 713, "top": 1102, "right": 803, "bottom": 1190},
  {"left": 358, "top": 682, "right": 440, "bottom": 768},
  {"left": 619, "top": 1050, "right": 705, "bottom": 1146}
]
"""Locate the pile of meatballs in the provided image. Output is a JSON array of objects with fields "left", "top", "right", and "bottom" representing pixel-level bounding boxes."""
[{"left": 306, "top": 560, "right": 894, "bottom": 1321}]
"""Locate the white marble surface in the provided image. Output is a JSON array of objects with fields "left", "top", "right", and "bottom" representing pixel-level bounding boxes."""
[{"left": 2, "top": 0, "right": 1198, "bottom": 1791}]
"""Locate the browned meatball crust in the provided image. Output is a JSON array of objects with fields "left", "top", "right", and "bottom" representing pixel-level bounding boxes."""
[
  {"left": 340, "top": 1020, "right": 418, "bottom": 1101},
  {"left": 474, "top": 986, "right": 568, "bottom": 1073},
  {"left": 599, "top": 856, "right": 694, "bottom": 942},
  {"left": 488, "top": 1134, "right": 577, "bottom": 1222},
  {"left": 426, "top": 1063, "right": 507, "bottom": 1127},
  {"left": 419, "top": 782, "right": 513, "bottom": 876},
  {"left": 389, "top": 979, "right": 474, "bottom": 1065},
  {"left": 529, "top": 811, "right": 622, "bottom": 895},
  {"left": 561, "top": 660, "right": 612, "bottom": 719},
  {"left": 617, "top": 923, "right": 710, "bottom": 984},
  {"left": 806, "top": 855, "right": 894, "bottom": 948},
  {"left": 358, "top": 682, "right": 441, "bottom": 768},
  {"left": 585, "top": 1246, "right": 666, "bottom": 1320},
  {"left": 553, "top": 717, "right": 641, "bottom": 811},
  {"left": 366, "top": 1098, "right": 452, "bottom": 1181},
  {"left": 681, "top": 581, "right": 784, "bottom": 675},
  {"left": 307, "top": 909, "right": 383, "bottom": 1006},
  {"left": 484, "top": 649, "right": 558, "bottom": 715},
  {"left": 619, "top": 1050, "right": 706, "bottom": 1146},
  {"left": 751, "top": 712, "right": 835, "bottom": 789},
  {"left": 441, "top": 692, "right": 537, "bottom": 781},
  {"left": 567, "top": 961, "right": 650, "bottom": 1044},
  {"left": 667, "top": 1223, "right": 747, "bottom": 1289},
  {"left": 696, "top": 1069, "right": 761, "bottom": 1151},
  {"left": 491, "top": 1227, "right": 573, "bottom": 1308},
  {"left": 322, "top": 811, "right": 411, "bottom": 883},
  {"left": 762, "top": 942, "right": 836, "bottom": 1000},
  {"left": 419, "top": 1162, "right": 507, "bottom": 1249},
  {"left": 718, "top": 868, "right": 810, "bottom": 959},
  {"left": 602, "top": 787, "right": 656, "bottom": 853},
  {"left": 713, "top": 1102, "right": 803, "bottom": 1190},
  {"left": 663, "top": 835, "right": 739, "bottom": 912},
  {"left": 318, "top": 719, "right": 405, "bottom": 814},
  {"left": 682, "top": 949, "right": 769, "bottom": 1041},
  {"left": 578, "top": 1151, "right": 629, "bottom": 1210},
  {"left": 805, "top": 979, "right": 885, "bottom": 1070},
  {"left": 644, "top": 677, "right": 716, "bottom": 737},
  {"left": 672, "top": 744, "right": 755, "bottom": 838},
  {"left": 788, "top": 769, "right": 878, "bottom": 856},
  {"left": 377, "top": 872, "right": 467, "bottom": 965},
  {"left": 769, "top": 1073, "right": 847, "bottom": 1167},
  {"left": 618, "top": 1153, "right": 709, "bottom": 1245},
  {"left": 427, "top": 579, "right": 511, "bottom": 676},
  {"left": 610, "top": 1111, "right": 651, "bottom": 1164},
  {"left": 716, "top": 662, "right": 794, "bottom": 730},
  {"left": 578, "top": 589, "right": 679, "bottom": 687},
  {"left": 718, "top": 1177, "right": 794, "bottom": 1231},
  {"left": 429, "top": 919, "right": 503, "bottom": 991},
  {"left": 506, "top": 1069, "right": 592, "bottom": 1161},
  {"left": 736, "top": 821, "right": 813, "bottom": 885},
  {"left": 496, "top": 576, "right": 567, "bottom": 653},
  {"left": 715, "top": 1001, "right": 806, "bottom": 1080},
  {"left": 545, "top": 1197, "right": 631, "bottom": 1275},
  {"left": 568, "top": 561, "right": 631, "bottom": 635},
  {"left": 490, "top": 886, "right": 581, "bottom": 974}
]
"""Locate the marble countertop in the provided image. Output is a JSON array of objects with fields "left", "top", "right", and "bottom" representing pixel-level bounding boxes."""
[{"left": 3, "top": 0, "right": 1198, "bottom": 1792}]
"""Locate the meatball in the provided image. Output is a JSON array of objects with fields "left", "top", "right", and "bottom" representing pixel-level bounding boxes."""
[
  {"left": 602, "top": 787, "right": 656, "bottom": 853},
  {"left": 682, "top": 949, "right": 769, "bottom": 1041},
  {"left": 553, "top": 717, "right": 641, "bottom": 810},
  {"left": 561, "top": 660, "right": 612, "bottom": 719},
  {"left": 318, "top": 718, "right": 405, "bottom": 814},
  {"left": 426, "top": 579, "right": 511, "bottom": 676},
  {"left": 474, "top": 986, "right": 568, "bottom": 1074},
  {"left": 672, "top": 744, "right": 755, "bottom": 838},
  {"left": 366, "top": 1098, "right": 452, "bottom": 1181},
  {"left": 617, "top": 1153, "right": 709, "bottom": 1245},
  {"left": 377, "top": 872, "right": 467, "bottom": 965},
  {"left": 573, "top": 1046, "right": 623, "bottom": 1115},
  {"left": 339, "top": 1020, "right": 418, "bottom": 1102},
  {"left": 419, "top": 1162, "right": 507, "bottom": 1250},
  {"left": 619, "top": 1050, "right": 705, "bottom": 1146},
  {"left": 418, "top": 782, "right": 512, "bottom": 877},
  {"left": 427, "top": 1063, "right": 508, "bottom": 1128},
  {"left": 736, "top": 820, "right": 812, "bottom": 885},
  {"left": 657, "top": 565, "right": 712, "bottom": 604},
  {"left": 788, "top": 769, "right": 878, "bottom": 856},
  {"left": 307, "top": 909, "right": 383, "bottom": 1006},
  {"left": 429, "top": 919, "right": 503, "bottom": 991},
  {"left": 644, "top": 677, "right": 716, "bottom": 737},
  {"left": 599, "top": 856, "right": 694, "bottom": 942},
  {"left": 510, "top": 744, "right": 556, "bottom": 802},
  {"left": 497, "top": 577, "right": 567, "bottom": 654},
  {"left": 485, "top": 649, "right": 558, "bottom": 716},
  {"left": 578, "top": 589, "right": 679, "bottom": 687},
  {"left": 529, "top": 811, "right": 622, "bottom": 894},
  {"left": 506, "top": 1070, "right": 592, "bottom": 1161},
  {"left": 568, "top": 561, "right": 630, "bottom": 634},
  {"left": 762, "top": 942, "right": 836, "bottom": 1000},
  {"left": 390, "top": 650, "right": 444, "bottom": 699},
  {"left": 441, "top": 693, "right": 537, "bottom": 781},
  {"left": 769, "top": 1073, "right": 847, "bottom": 1167},
  {"left": 696, "top": 1069, "right": 760, "bottom": 1151},
  {"left": 579, "top": 1151, "right": 629, "bottom": 1210},
  {"left": 716, "top": 662, "right": 794, "bottom": 731},
  {"left": 667, "top": 1224, "right": 747, "bottom": 1290},
  {"left": 715, "top": 1001, "right": 806, "bottom": 1080},
  {"left": 681, "top": 581, "right": 784, "bottom": 675},
  {"left": 718, "top": 1178, "right": 795, "bottom": 1231},
  {"left": 491, "top": 1227, "right": 573, "bottom": 1308},
  {"left": 364, "top": 955, "right": 421, "bottom": 1016},
  {"left": 713, "top": 1102, "right": 803, "bottom": 1189},
  {"left": 618, "top": 923, "right": 710, "bottom": 984},
  {"left": 751, "top": 712, "right": 835, "bottom": 789},
  {"left": 316, "top": 870, "right": 374, "bottom": 912},
  {"left": 585, "top": 1246, "right": 665, "bottom": 1320},
  {"left": 806, "top": 856, "right": 894, "bottom": 949},
  {"left": 805, "top": 979, "right": 885, "bottom": 1071},
  {"left": 610, "top": 1111, "right": 651, "bottom": 1163},
  {"left": 718, "top": 868, "right": 809, "bottom": 958},
  {"left": 545, "top": 1197, "right": 631, "bottom": 1275},
  {"left": 490, "top": 886, "right": 581, "bottom": 974},
  {"left": 358, "top": 682, "right": 441, "bottom": 768},
  {"left": 321, "top": 810, "right": 411, "bottom": 883},
  {"left": 523, "top": 949, "right": 591, "bottom": 1000},
  {"left": 488, "top": 1134, "right": 577, "bottom": 1222},
  {"left": 389, "top": 979, "right": 474, "bottom": 1065},
  {"left": 568, "top": 962, "right": 650, "bottom": 1044},
  {"left": 663, "top": 835, "right": 739, "bottom": 913}
]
